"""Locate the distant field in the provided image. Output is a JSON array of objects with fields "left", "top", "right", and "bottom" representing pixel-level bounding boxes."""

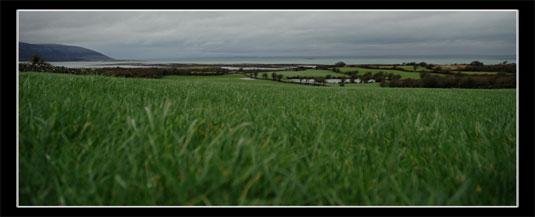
[
  {"left": 265, "top": 69, "right": 350, "bottom": 78},
  {"left": 440, "top": 65, "right": 468, "bottom": 70},
  {"left": 337, "top": 67, "right": 428, "bottom": 79},
  {"left": 19, "top": 72, "right": 516, "bottom": 206},
  {"left": 377, "top": 65, "right": 433, "bottom": 72}
]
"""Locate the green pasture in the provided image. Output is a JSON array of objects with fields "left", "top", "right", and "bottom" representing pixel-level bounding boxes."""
[{"left": 19, "top": 71, "right": 516, "bottom": 206}]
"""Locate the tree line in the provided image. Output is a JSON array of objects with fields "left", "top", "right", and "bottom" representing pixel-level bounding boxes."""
[
  {"left": 19, "top": 55, "right": 233, "bottom": 79},
  {"left": 381, "top": 72, "right": 515, "bottom": 89}
]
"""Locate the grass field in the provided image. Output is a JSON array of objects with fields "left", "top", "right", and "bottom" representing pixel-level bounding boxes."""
[
  {"left": 266, "top": 69, "right": 350, "bottom": 78},
  {"left": 377, "top": 65, "right": 433, "bottom": 72},
  {"left": 19, "top": 72, "right": 516, "bottom": 206},
  {"left": 337, "top": 67, "right": 429, "bottom": 79}
]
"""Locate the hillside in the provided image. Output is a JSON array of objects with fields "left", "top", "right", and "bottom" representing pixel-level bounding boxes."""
[{"left": 19, "top": 42, "right": 114, "bottom": 61}]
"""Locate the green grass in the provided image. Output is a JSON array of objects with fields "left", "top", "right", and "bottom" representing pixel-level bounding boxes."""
[
  {"left": 19, "top": 72, "right": 516, "bottom": 206},
  {"left": 338, "top": 67, "right": 423, "bottom": 79}
]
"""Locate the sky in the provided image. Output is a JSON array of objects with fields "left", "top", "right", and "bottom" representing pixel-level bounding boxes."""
[{"left": 18, "top": 10, "right": 517, "bottom": 60}]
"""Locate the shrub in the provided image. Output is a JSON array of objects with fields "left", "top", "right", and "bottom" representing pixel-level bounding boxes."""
[
  {"left": 31, "top": 54, "right": 45, "bottom": 65},
  {"left": 420, "top": 75, "right": 439, "bottom": 88},
  {"left": 335, "top": 61, "right": 346, "bottom": 67},
  {"left": 374, "top": 71, "right": 385, "bottom": 82}
]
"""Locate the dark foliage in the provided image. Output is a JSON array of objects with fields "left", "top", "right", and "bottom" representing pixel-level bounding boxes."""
[
  {"left": 19, "top": 63, "right": 230, "bottom": 79},
  {"left": 382, "top": 74, "right": 515, "bottom": 89},
  {"left": 31, "top": 54, "right": 45, "bottom": 65},
  {"left": 463, "top": 63, "right": 516, "bottom": 73},
  {"left": 335, "top": 61, "right": 346, "bottom": 67}
]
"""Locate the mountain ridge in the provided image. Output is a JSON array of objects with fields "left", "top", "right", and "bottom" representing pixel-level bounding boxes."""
[{"left": 19, "top": 42, "right": 114, "bottom": 61}]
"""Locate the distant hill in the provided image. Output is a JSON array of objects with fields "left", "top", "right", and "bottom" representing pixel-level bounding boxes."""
[{"left": 19, "top": 42, "right": 114, "bottom": 61}]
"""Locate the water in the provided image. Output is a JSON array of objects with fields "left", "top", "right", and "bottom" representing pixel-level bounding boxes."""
[
  {"left": 289, "top": 78, "right": 368, "bottom": 84},
  {"left": 27, "top": 56, "right": 516, "bottom": 68},
  {"left": 19, "top": 61, "right": 160, "bottom": 68},
  {"left": 221, "top": 66, "right": 297, "bottom": 70}
]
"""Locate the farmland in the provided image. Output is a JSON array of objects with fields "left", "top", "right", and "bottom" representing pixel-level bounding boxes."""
[
  {"left": 267, "top": 69, "right": 351, "bottom": 78},
  {"left": 19, "top": 71, "right": 516, "bottom": 206},
  {"left": 337, "top": 67, "right": 431, "bottom": 79}
]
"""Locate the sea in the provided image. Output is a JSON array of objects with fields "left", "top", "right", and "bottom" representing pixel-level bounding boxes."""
[{"left": 23, "top": 56, "right": 516, "bottom": 68}]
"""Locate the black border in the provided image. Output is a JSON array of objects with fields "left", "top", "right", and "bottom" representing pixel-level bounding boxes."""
[{"left": 1, "top": 1, "right": 534, "bottom": 216}]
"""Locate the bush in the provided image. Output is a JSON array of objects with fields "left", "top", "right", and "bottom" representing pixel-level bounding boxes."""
[
  {"left": 31, "top": 54, "right": 45, "bottom": 65},
  {"left": 335, "top": 61, "right": 346, "bottom": 67},
  {"left": 420, "top": 75, "right": 439, "bottom": 88},
  {"left": 459, "top": 77, "right": 475, "bottom": 88},
  {"left": 383, "top": 74, "right": 514, "bottom": 89}
]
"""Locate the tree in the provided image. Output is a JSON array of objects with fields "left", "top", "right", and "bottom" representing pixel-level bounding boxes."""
[
  {"left": 459, "top": 76, "right": 476, "bottom": 88},
  {"left": 350, "top": 73, "right": 357, "bottom": 83},
  {"left": 262, "top": 73, "right": 268, "bottom": 79},
  {"left": 361, "top": 72, "right": 372, "bottom": 83},
  {"left": 380, "top": 79, "right": 386, "bottom": 87},
  {"left": 335, "top": 61, "right": 346, "bottom": 67},
  {"left": 271, "top": 72, "right": 277, "bottom": 80},
  {"left": 374, "top": 71, "right": 385, "bottom": 82},
  {"left": 326, "top": 74, "right": 332, "bottom": 79},
  {"left": 413, "top": 65, "right": 418, "bottom": 71},
  {"left": 277, "top": 74, "right": 283, "bottom": 81},
  {"left": 253, "top": 71, "right": 258, "bottom": 78},
  {"left": 470, "top": 61, "right": 484, "bottom": 66},
  {"left": 32, "top": 54, "right": 44, "bottom": 65},
  {"left": 339, "top": 78, "right": 345, "bottom": 87},
  {"left": 387, "top": 72, "right": 394, "bottom": 80},
  {"left": 421, "top": 75, "right": 439, "bottom": 88}
]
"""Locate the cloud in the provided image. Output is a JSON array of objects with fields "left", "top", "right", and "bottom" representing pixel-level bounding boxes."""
[{"left": 18, "top": 10, "right": 516, "bottom": 59}]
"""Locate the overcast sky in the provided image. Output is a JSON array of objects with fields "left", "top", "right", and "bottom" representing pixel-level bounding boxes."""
[{"left": 18, "top": 10, "right": 517, "bottom": 59}]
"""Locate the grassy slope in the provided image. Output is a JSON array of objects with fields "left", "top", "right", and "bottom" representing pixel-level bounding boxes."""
[{"left": 19, "top": 72, "right": 516, "bottom": 206}]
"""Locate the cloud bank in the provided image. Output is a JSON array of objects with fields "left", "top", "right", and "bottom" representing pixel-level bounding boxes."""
[{"left": 19, "top": 10, "right": 517, "bottom": 59}]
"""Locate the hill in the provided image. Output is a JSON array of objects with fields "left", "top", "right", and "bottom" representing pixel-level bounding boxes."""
[{"left": 19, "top": 42, "right": 114, "bottom": 61}]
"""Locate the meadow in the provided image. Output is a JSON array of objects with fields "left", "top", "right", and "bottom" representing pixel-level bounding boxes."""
[
  {"left": 19, "top": 71, "right": 516, "bottom": 206},
  {"left": 336, "top": 67, "right": 431, "bottom": 79}
]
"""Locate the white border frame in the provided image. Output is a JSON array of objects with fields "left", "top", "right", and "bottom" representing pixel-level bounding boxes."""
[{"left": 16, "top": 9, "right": 519, "bottom": 208}]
